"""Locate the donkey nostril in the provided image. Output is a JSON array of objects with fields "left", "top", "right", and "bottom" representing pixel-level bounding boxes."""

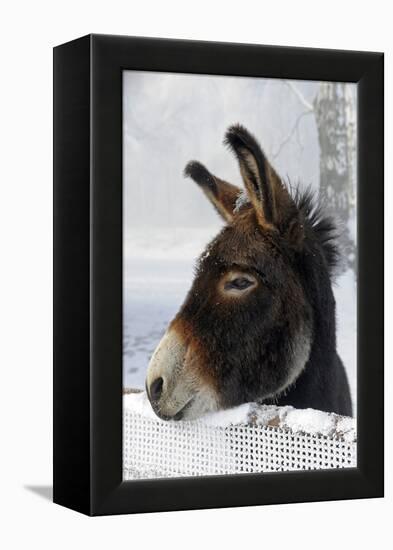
[{"left": 150, "top": 377, "right": 164, "bottom": 401}]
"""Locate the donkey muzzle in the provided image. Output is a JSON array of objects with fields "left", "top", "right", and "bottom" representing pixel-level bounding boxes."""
[
  {"left": 146, "top": 328, "right": 218, "bottom": 420},
  {"left": 146, "top": 329, "right": 189, "bottom": 419}
]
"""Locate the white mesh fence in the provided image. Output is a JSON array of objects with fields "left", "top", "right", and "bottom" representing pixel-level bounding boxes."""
[{"left": 123, "top": 393, "right": 357, "bottom": 480}]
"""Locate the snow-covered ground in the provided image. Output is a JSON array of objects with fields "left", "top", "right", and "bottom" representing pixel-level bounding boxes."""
[{"left": 123, "top": 227, "right": 357, "bottom": 413}]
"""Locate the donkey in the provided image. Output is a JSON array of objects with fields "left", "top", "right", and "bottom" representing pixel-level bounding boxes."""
[{"left": 146, "top": 124, "right": 353, "bottom": 421}]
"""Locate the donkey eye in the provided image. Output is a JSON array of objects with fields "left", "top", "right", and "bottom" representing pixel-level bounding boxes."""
[{"left": 225, "top": 277, "right": 254, "bottom": 291}]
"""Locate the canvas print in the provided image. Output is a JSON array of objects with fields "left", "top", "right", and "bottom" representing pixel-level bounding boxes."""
[{"left": 122, "top": 72, "right": 357, "bottom": 480}]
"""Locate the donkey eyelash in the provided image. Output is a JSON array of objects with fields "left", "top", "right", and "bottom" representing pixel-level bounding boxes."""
[{"left": 228, "top": 265, "right": 270, "bottom": 288}]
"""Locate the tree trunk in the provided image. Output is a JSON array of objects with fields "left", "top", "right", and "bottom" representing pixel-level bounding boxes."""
[{"left": 313, "top": 83, "right": 356, "bottom": 273}]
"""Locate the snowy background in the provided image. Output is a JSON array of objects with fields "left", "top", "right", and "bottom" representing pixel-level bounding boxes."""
[{"left": 123, "top": 71, "right": 357, "bottom": 413}]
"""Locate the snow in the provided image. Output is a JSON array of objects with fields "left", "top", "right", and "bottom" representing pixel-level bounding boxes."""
[
  {"left": 123, "top": 391, "right": 356, "bottom": 442},
  {"left": 284, "top": 408, "right": 335, "bottom": 435},
  {"left": 123, "top": 391, "right": 158, "bottom": 420},
  {"left": 123, "top": 391, "right": 255, "bottom": 427},
  {"left": 198, "top": 404, "right": 253, "bottom": 427}
]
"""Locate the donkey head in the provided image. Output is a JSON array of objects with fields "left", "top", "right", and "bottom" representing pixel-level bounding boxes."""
[{"left": 146, "top": 124, "right": 314, "bottom": 420}]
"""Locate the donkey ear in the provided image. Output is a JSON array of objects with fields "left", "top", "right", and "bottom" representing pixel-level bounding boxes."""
[
  {"left": 184, "top": 161, "right": 241, "bottom": 223},
  {"left": 224, "top": 124, "right": 296, "bottom": 231}
]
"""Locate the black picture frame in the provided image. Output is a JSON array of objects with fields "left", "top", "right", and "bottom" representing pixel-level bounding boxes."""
[{"left": 53, "top": 34, "right": 384, "bottom": 516}]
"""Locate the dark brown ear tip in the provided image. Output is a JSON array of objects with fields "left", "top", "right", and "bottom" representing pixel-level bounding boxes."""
[
  {"left": 224, "top": 124, "right": 261, "bottom": 156},
  {"left": 224, "top": 124, "right": 246, "bottom": 150},
  {"left": 183, "top": 161, "right": 216, "bottom": 190},
  {"left": 225, "top": 123, "right": 249, "bottom": 139}
]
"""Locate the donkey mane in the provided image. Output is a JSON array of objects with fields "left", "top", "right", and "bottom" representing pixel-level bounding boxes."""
[{"left": 294, "top": 187, "right": 340, "bottom": 276}]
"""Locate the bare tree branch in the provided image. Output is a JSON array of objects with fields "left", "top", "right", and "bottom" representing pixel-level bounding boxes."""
[
  {"left": 284, "top": 80, "right": 314, "bottom": 112},
  {"left": 273, "top": 110, "right": 312, "bottom": 159},
  {"left": 271, "top": 80, "right": 315, "bottom": 160}
]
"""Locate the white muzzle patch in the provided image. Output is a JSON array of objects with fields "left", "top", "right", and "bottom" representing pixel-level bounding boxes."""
[{"left": 146, "top": 329, "right": 218, "bottom": 420}]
